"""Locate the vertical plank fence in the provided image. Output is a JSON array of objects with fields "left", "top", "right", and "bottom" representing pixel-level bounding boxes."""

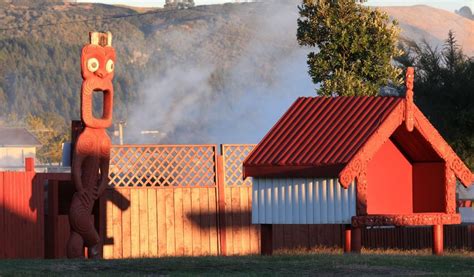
[
  {"left": 103, "top": 145, "right": 219, "bottom": 258},
  {"left": 221, "top": 145, "right": 260, "bottom": 255},
  {"left": 0, "top": 166, "right": 44, "bottom": 258}
]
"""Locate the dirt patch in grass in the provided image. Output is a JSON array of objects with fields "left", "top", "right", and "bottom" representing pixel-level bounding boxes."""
[{"left": 333, "top": 264, "right": 429, "bottom": 276}]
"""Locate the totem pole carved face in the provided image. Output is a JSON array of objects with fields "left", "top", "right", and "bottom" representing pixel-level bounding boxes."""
[{"left": 80, "top": 32, "right": 116, "bottom": 129}]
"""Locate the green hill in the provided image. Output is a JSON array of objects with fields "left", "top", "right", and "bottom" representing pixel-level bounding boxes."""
[{"left": 0, "top": 0, "right": 472, "bottom": 145}]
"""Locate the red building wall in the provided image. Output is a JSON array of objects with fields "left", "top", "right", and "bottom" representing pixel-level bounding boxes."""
[
  {"left": 367, "top": 139, "right": 413, "bottom": 214},
  {"left": 413, "top": 163, "right": 445, "bottom": 212}
]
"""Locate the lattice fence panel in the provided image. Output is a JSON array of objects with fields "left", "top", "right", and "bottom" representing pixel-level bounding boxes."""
[
  {"left": 109, "top": 145, "right": 217, "bottom": 187},
  {"left": 223, "top": 144, "right": 255, "bottom": 186}
]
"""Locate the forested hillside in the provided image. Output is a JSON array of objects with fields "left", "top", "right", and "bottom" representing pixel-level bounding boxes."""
[
  {"left": 0, "top": 0, "right": 472, "bottom": 165},
  {"left": 0, "top": 0, "right": 299, "bottom": 118},
  {"left": 1, "top": 1, "right": 472, "bottom": 120}
]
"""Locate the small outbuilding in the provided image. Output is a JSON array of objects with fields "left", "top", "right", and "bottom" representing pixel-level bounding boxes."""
[
  {"left": 243, "top": 68, "right": 473, "bottom": 255},
  {"left": 0, "top": 127, "right": 41, "bottom": 169}
]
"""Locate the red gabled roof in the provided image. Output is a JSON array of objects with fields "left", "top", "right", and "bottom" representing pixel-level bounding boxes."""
[
  {"left": 243, "top": 94, "right": 473, "bottom": 188},
  {"left": 243, "top": 96, "right": 403, "bottom": 177}
]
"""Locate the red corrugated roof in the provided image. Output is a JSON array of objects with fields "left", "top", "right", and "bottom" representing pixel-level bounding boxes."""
[{"left": 243, "top": 96, "right": 403, "bottom": 177}]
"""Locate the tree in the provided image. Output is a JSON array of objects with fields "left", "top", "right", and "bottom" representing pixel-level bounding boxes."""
[
  {"left": 297, "top": 0, "right": 403, "bottom": 96},
  {"left": 25, "top": 112, "right": 69, "bottom": 164},
  {"left": 397, "top": 32, "right": 474, "bottom": 169},
  {"left": 456, "top": 6, "right": 474, "bottom": 20}
]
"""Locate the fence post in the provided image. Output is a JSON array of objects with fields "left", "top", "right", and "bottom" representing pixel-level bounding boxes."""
[
  {"left": 216, "top": 149, "right": 227, "bottom": 256},
  {"left": 25, "top": 157, "right": 35, "bottom": 172},
  {"left": 46, "top": 180, "right": 59, "bottom": 258}
]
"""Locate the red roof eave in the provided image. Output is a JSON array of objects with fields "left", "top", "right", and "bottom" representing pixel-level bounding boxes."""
[{"left": 243, "top": 164, "right": 345, "bottom": 179}]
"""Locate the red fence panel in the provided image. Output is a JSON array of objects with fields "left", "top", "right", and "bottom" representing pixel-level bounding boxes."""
[{"left": 0, "top": 171, "right": 44, "bottom": 258}]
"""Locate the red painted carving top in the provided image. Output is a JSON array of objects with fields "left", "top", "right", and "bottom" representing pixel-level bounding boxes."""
[
  {"left": 405, "top": 67, "right": 414, "bottom": 132},
  {"left": 67, "top": 32, "right": 115, "bottom": 259}
]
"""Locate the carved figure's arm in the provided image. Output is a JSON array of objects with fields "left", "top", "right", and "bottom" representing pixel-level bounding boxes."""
[{"left": 72, "top": 151, "right": 85, "bottom": 193}]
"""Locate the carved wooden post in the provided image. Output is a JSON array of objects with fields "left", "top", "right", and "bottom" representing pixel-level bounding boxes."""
[
  {"left": 67, "top": 31, "right": 115, "bottom": 259},
  {"left": 432, "top": 224, "right": 444, "bottom": 255},
  {"left": 344, "top": 224, "right": 351, "bottom": 253},
  {"left": 405, "top": 67, "right": 415, "bottom": 132},
  {"left": 351, "top": 226, "right": 362, "bottom": 253}
]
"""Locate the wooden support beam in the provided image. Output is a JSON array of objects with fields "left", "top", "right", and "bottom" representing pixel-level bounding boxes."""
[
  {"left": 261, "top": 224, "right": 273, "bottom": 255},
  {"left": 433, "top": 224, "right": 444, "bottom": 255},
  {"left": 351, "top": 226, "right": 361, "bottom": 254},
  {"left": 344, "top": 224, "right": 351, "bottom": 253}
]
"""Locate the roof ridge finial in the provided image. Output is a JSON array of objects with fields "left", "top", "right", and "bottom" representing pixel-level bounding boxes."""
[{"left": 405, "top": 67, "right": 415, "bottom": 132}]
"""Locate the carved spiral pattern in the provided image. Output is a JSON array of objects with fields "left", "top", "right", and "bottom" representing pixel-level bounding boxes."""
[
  {"left": 445, "top": 167, "right": 456, "bottom": 214},
  {"left": 352, "top": 213, "right": 461, "bottom": 227}
]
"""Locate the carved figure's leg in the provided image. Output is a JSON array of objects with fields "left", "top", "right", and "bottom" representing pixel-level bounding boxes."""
[
  {"left": 67, "top": 231, "right": 85, "bottom": 259},
  {"left": 88, "top": 243, "right": 101, "bottom": 259},
  {"left": 68, "top": 193, "right": 100, "bottom": 257},
  {"left": 82, "top": 215, "right": 101, "bottom": 252}
]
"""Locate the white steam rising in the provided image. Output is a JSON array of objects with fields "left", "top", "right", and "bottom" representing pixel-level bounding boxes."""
[{"left": 125, "top": 2, "right": 314, "bottom": 144}]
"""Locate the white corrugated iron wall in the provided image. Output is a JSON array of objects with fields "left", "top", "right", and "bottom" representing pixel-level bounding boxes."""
[{"left": 252, "top": 178, "right": 356, "bottom": 224}]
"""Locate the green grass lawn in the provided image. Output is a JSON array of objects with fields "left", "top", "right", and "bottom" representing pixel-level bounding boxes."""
[{"left": 1, "top": 250, "right": 473, "bottom": 276}]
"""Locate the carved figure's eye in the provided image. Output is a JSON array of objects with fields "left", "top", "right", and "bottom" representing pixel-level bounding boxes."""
[
  {"left": 87, "top": 58, "right": 99, "bottom": 72},
  {"left": 106, "top": 59, "right": 114, "bottom": 73}
]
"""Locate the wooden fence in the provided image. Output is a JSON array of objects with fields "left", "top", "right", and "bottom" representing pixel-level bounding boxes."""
[
  {"left": 0, "top": 170, "right": 44, "bottom": 258},
  {"left": 103, "top": 145, "right": 218, "bottom": 258},
  {"left": 0, "top": 145, "right": 472, "bottom": 259},
  {"left": 101, "top": 144, "right": 342, "bottom": 258}
]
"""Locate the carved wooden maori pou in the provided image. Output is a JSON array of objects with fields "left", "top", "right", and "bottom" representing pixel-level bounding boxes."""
[{"left": 67, "top": 32, "right": 115, "bottom": 259}]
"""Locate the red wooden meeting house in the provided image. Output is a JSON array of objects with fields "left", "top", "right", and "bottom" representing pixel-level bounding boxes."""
[{"left": 243, "top": 68, "right": 473, "bottom": 255}]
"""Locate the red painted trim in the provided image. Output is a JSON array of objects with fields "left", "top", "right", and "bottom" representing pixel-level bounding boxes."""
[
  {"left": 356, "top": 172, "right": 368, "bottom": 215},
  {"left": 405, "top": 67, "right": 415, "bottom": 132},
  {"left": 413, "top": 107, "right": 473, "bottom": 187},
  {"left": 340, "top": 102, "right": 473, "bottom": 188},
  {"left": 445, "top": 166, "right": 456, "bottom": 214},
  {"left": 352, "top": 213, "right": 461, "bottom": 227}
]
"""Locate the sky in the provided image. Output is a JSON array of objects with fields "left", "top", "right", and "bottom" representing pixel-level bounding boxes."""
[{"left": 77, "top": 0, "right": 474, "bottom": 12}]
